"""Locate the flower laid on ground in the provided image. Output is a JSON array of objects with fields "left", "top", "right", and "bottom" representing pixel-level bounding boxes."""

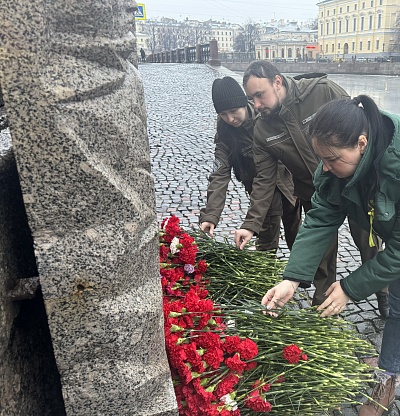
[
  {"left": 160, "top": 216, "right": 376, "bottom": 415},
  {"left": 161, "top": 216, "right": 258, "bottom": 415}
]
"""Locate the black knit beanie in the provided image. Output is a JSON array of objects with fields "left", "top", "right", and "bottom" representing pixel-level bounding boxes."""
[{"left": 212, "top": 76, "right": 248, "bottom": 113}]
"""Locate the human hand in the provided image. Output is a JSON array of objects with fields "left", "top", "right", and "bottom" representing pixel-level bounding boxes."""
[
  {"left": 317, "top": 282, "right": 350, "bottom": 318},
  {"left": 234, "top": 229, "right": 254, "bottom": 250},
  {"left": 262, "top": 280, "right": 299, "bottom": 316},
  {"left": 200, "top": 221, "right": 216, "bottom": 236}
]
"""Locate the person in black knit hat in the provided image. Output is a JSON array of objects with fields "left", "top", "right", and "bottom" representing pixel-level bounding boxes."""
[{"left": 200, "top": 76, "right": 301, "bottom": 252}]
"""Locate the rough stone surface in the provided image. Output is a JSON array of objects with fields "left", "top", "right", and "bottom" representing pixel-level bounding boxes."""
[
  {"left": 0, "top": 150, "right": 66, "bottom": 416},
  {"left": 140, "top": 62, "right": 400, "bottom": 415},
  {"left": 0, "top": 2, "right": 176, "bottom": 415}
]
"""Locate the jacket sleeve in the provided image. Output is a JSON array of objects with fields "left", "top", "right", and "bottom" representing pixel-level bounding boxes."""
[
  {"left": 240, "top": 137, "right": 278, "bottom": 234},
  {"left": 276, "top": 162, "right": 296, "bottom": 206},
  {"left": 199, "top": 136, "right": 232, "bottom": 227},
  {"left": 342, "top": 208, "right": 400, "bottom": 301},
  {"left": 283, "top": 186, "right": 346, "bottom": 284}
]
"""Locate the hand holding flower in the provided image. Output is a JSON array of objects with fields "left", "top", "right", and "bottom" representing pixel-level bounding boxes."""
[{"left": 262, "top": 280, "right": 299, "bottom": 316}]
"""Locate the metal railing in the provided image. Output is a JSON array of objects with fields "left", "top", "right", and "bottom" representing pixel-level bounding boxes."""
[{"left": 148, "top": 43, "right": 212, "bottom": 64}]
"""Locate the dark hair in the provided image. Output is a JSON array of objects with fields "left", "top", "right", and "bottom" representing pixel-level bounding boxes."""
[
  {"left": 243, "top": 60, "right": 282, "bottom": 86},
  {"left": 309, "top": 94, "right": 392, "bottom": 194}
]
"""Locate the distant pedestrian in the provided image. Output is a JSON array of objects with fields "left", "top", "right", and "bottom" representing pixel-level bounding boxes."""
[
  {"left": 140, "top": 48, "right": 146, "bottom": 63},
  {"left": 263, "top": 95, "right": 400, "bottom": 415},
  {"left": 200, "top": 76, "right": 301, "bottom": 252}
]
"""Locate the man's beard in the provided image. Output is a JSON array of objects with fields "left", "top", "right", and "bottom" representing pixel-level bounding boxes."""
[{"left": 261, "top": 103, "right": 282, "bottom": 118}]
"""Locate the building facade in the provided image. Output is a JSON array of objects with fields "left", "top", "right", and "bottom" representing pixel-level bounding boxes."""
[
  {"left": 317, "top": 0, "right": 400, "bottom": 60},
  {"left": 255, "top": 21, "right": 319, "bottom": 61},
  {"left": 136, "top": 19, "right": 242, "bottom": 53}
]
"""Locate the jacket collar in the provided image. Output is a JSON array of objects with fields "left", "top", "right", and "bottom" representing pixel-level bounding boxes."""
[{"left": 282, "top": 74, "right": 328, "bottom": 107}]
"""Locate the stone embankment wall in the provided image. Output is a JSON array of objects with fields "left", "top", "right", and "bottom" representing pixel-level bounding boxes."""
[{"left": 221, "top": 61, "right": 400, "bottom": 75}]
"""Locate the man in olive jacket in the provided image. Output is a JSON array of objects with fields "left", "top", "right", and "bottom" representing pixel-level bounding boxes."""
[
  {"left": 200, "top": 76, "right": 300, "bottom": 251},
  {"left": 234, "top": 60, "right": 387, "bottom": 310}
]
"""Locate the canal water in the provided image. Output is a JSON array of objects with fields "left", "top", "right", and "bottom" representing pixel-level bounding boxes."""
[{"left": 288, "top": 73, "right": 400, "bottom": 115}]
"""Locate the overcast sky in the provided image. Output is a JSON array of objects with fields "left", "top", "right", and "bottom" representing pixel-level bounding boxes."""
[{"left": 140, "top": 0, "right": 319, "bottom": 24}]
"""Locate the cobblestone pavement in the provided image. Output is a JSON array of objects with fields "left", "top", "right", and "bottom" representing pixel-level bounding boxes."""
[{"left": 140, "top": 62, "right": 400, "bottom": 416}]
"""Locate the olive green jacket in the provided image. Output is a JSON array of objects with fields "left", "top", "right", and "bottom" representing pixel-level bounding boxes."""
[
  {"left": 241, "top": 74, "right": 349, "bottom": 234},
  {"left": 200, "top": 103, "right": 296, "bottom": 227},
  {"left": 284, "top": 111, "right": 400, "bottom": 301}
]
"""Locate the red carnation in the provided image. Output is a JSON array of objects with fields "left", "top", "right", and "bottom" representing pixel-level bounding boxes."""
[
  {"left": 282, "top": 344, "right": 304, "bottom": 364},
  {"left": 245, "top": 361, "right": 257, "bottom": 371},
  {"left": 196, "top": 259, "right": 208, "bottom": 274},
  {"left": 225, "top": 353, "right": 248, "bottom": 373},
  {"left": 238, "top": 338, "right": 258, "bottom": 360},
  {"left": 196, "top": 332, "right": 222, "bottom": 349},
  {"left": 223, "top": 335, "right": 241, "bottom": 354},
  {"left": 214, "top": 373, "right": 239, "bottom": 397},
  {"left": 203, "top": 346, "right": 224, "bottom": 369},
  {"left": 245, "top": 395, "right": 272, "bottom": 412}
]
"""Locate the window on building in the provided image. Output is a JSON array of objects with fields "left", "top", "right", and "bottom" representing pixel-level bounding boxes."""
[
  {"left": 362, "top": 2, "right": 365, "bottom": 8},
  {"left": 355, "top": 4, "right": 357, "bottom": 10},
  {"left": 339, "top": 20, "right": 342, "bottom": 33},
  {"left": 333, "top": 21, "right": 336, "bottom": 34},
  {"left": 347, "top": 5, "right": 350, "bottom": 11},
  {"left": 378, "top": 14, "right": 382, "bottom": 28},
  {"left": 379, "top": 0, "right": 382, "bottom": 4},
  {"left": 338, "top": 43, "right": 341, "bottom": 49},
  {"left": 332, "top": 43, "right": 335, "bottom": 52},
  {"left": 352, "top": 41, "right": 355, "bottom": 51},
  {"left": 326, "top": 44, "right": 328, "bottom": 52},
  {"left": 353, "top": 18, "right": 357, "bottom": 31},
  {"left": 346, "top": 19, "right": 349, "bottom": 32},
  {"left": 334, "top": 9, "right": 336, "bottom": 14},
  {"left": 369, "top": 15, "right": 373, "bottom": 29},
  {"left": 320, "top": 23, "right": 324, "bottom": 36},
  {"left": 327, "top": 22, "right": 329, "bottom": 35},
  {"left": 361, "top": 16, "right": 364, "bottom": 30},
  {"left": 340, "top": 7, "right": 342, "bottom": 13},
  {"left": 371, "top": 0, "right": 373, "bottom": 5},
  {"left": 376, "top": 39, "right": 379, "bottom": 49},
  {"left": 217, "top": 31, "right": 219, "bottom": 35},
  {"left": 321, "top": 11, "right": 324, "bottom": 17},
  {"left": 327, "top": 10, "right": 330, "bottom": 16},
  {"left": 288, "top": 48, "right": 293, "bottom": 57},
  {"left": 368, "top": 40, "right": 371, "bottom": 50},
  {"left": 360, "top": 41, "right": 363, "bottom": 50}
]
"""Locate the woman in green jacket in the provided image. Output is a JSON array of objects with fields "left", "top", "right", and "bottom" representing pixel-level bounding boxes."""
[{"left": 262, "top": 95, "right": 399, "bottom": 415}]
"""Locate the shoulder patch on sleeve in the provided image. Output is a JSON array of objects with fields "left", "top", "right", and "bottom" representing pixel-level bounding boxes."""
[{"left": 213, "top": 158, "right": 223, "bottom": 172}]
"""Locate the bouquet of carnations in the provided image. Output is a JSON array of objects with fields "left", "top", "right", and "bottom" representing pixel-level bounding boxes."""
[{"left": 160, "top": 216, "right": 376, "bottom": 416}]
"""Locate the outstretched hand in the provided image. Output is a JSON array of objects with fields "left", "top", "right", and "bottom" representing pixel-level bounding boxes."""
[
  {"left": 234, "top": 229, "right": 254, "bottom": 250},
  {"left": 262, "top": 280, "right": 300, "bottom": 316},
  {"left": 317, "top": 282, "right": 350, "bottom": 317},
  {"left": 200, "top": 221, "right": 216, "bottom": 236}
]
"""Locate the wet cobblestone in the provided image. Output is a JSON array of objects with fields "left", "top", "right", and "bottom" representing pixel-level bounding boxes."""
[{"left": 140, "top": 62, "right": 400, "bottom": 416}]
